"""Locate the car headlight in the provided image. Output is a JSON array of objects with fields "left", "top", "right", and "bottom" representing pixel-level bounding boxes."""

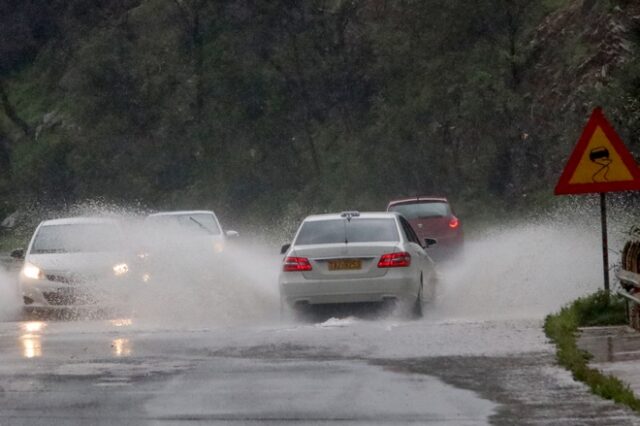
[
  {"left": 113, "top": 263, "right": 129, "bottom": 276},
  {"left": 214, "top": 242, "right": 225, "bottom": 253},
  {"left": 22, "top": 262, "right": 43, "bottom": 280}
]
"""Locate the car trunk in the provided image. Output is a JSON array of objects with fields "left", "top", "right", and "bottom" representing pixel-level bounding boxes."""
[
  {"left": 292, "top": 242, "right": 399, "bottom": 280},
  {"left": 408, "top": 216, "right": 451, "bottom": 240}
]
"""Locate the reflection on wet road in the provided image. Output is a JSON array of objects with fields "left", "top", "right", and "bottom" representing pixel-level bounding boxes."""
[
  {"left": 111, "top": 337, "right": 132, "bottom": 357},
  {"left": 19, "top": 321, "right": 46, "bottom": 358},
  {"left": 18, "top": 319, "right": 135, "bottom": 359},
  {"left": 20, "top": 333, "right": 42, "bottom": 358}
]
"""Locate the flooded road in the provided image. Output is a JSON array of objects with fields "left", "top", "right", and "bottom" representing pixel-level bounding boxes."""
[{"left": 1, "top": 221, "right": 639, "bottom": 424}]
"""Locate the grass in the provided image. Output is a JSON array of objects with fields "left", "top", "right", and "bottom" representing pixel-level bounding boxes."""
[{"left": 544, "top": 291, "right": 640, "bottom": 411}]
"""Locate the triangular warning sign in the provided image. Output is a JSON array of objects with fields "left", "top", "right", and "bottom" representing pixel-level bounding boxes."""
[{"left": 555, "top": 108, "right": 640, "bottom": 195}]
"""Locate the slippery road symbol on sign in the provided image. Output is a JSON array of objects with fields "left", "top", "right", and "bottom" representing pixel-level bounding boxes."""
[
  {"left": 589, "top": 146, "right": 611, "bottom": 182},
  {"left": 555, "top": 108, "right": 640, "bottom": 195}
]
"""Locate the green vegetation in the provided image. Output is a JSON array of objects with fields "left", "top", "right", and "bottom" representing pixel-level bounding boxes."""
[
  {"left": 0, "top": 0, "right": 639, "bottom": 229},
  {"left": 544, "top": 291, "right": 640, "bottom": 411},
  {"left": 0, "top": 231, "right": 27, "bottom": 253}
]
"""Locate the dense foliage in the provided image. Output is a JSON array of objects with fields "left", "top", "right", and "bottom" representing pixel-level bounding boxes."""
[{"left": 1, "top": 0, "right": 639, "bottom": 226}]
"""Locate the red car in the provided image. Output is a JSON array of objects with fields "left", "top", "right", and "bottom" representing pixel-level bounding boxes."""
[{"left": 386, "top": 196, "right": 463, "bottom": 259}]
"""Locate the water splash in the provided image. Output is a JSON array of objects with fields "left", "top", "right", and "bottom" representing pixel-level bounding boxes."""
[
  {"left": 428, "top": 209, "right": 621, "bottom": 321},
  {"left": 0, "top": 267, "right": 20, "bottom": 321}
]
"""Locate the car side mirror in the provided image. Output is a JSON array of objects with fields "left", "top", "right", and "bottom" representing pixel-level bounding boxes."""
[
  {"left": 280, "top": 243, "right": 291, "bottom": 254},
  {"left": 424, "top": 238, "right": 437, "bottom": 248},
  {"left": 225, "top": 230, "right": 239, "bottom": 239},
  {"left": 10, "top": 248, "right": 24, "bottom": 259}
]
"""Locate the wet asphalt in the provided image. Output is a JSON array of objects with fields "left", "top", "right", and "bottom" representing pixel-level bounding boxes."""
[{"left": 0, "top": 314, "right": 638, "bottom": 425}]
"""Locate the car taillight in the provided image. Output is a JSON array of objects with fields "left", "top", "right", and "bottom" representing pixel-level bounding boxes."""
[
  {"left": 283, "top": 256, "right": 312, "bottom": 272},
  {"left": 377, "top": 252, "right": 411, "bottom": 268},
  {"left": 449, "top": 217, "right": 459, "bottom": 229}
]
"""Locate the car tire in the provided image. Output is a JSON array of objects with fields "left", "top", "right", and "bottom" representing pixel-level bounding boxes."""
[{"left": 412, "top": 281, "right": 423, "bottom": 319}]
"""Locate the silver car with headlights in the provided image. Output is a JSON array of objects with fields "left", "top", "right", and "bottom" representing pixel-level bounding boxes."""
[
  {"left": 279, "top": 211, "right": 437, "bottom": 318},
  {"left": 18, "top": 217, "right": 134, "bottom": 311}
]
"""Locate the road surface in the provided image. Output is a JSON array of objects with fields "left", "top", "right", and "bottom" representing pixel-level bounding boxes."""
[{"left": 0, "top": 313, "right": 638, "bottom": 425}]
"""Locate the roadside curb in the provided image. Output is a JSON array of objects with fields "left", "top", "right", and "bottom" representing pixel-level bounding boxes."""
[{"left": 544, "top": 292, "right": 640, "bottom": 413}]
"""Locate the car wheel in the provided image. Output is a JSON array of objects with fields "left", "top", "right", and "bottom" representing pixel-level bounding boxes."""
[{"left": 412, "top": 280, "right": 423, "bottom": 319}]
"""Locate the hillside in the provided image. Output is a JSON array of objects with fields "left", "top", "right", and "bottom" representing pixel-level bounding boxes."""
[{"left": 0, "top": 0, "right": 639, "bottom": 225}]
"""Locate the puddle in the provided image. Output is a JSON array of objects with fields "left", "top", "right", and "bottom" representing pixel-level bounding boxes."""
[{"left": 144, "top": 357, "right": 497, "bottom": 424}]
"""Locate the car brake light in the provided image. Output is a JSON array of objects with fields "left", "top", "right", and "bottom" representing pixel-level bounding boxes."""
[
  {"left": 283, "top": 256, "right": 312, "bottom": 272},
  {"left": 377, "top": 252, "right": 411, "bottom": 268},
  {"left": 449, "top": 217, "right": 459, "bottom": 229}
]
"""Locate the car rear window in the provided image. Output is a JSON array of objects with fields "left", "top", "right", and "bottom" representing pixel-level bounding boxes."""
[
  {"left": 388, "top": 201, "right": 450, "bottom": 219},
  {"left": 31, "top": 223, "right": 124, "bottom": 254},
  {"left": 295, "top": 218, "right": 399, "bottom": 245}
]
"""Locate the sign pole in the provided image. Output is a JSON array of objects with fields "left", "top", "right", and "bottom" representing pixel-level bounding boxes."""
[{"left": 600, "top": 192, "right": 610, "bottom": 292}]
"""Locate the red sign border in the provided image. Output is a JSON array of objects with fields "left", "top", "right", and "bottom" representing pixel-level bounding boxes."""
[{"left": 555, "top": 107, "right": 640, "bottom": 195}]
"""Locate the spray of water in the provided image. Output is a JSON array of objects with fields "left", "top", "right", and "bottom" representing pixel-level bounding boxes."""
[
  {"left": 428, "top": 208, "right": 626, "bottom": 321},
  {"left": 126, "top": 235, "right": 281, "bottom": 327},
  {"left": 0, "top": 267, "right": 20, "bottom": 321},
  {"left": 4, "top": 198, "right": 637, "bottom": 327},
  {"left": 9, "top": 203, "right": 283, "bottom": 327}
]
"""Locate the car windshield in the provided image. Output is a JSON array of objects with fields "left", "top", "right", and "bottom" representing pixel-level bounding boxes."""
[
  {"left": 295, "top": 218, "right": 399, "bottom": 245},
  {"left": 147, "top": 213, "right": 221, "bottom": 235},
  {"left": 388, "top": 201, "right": 450, "bottom": 219},
  {"left": 31, "top": 223, "right": 124, "bottom": 254}
]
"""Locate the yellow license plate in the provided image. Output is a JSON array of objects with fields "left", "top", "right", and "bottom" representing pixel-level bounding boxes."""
[{"left": 328, "top": 259, "right": 362, "bottom": 271}]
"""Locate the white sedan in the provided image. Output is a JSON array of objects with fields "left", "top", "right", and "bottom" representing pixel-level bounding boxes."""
[
  {"left": 279, "top": 211, "right": 437, "bottom": 318},
  {"left": 17, "top": 217, "right": 134, "bottom": 312}
]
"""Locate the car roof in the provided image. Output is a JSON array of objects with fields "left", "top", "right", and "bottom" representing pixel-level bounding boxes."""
[
  {"left": 387, "top": 196, "right": 449, "bottom": 206},
  {"left": 147, "top": 210, "right": 216, "bottom": 218},
  {"left": 39, "top": 217, "right": 120, "bottom": 226},
  {"left": 303, "top": 212, "right": 401, "bottom": 222}
]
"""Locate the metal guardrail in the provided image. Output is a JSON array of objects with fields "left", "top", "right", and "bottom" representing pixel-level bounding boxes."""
[
  {"left": 617, "top": 268, "right": 640, "bottom": 289},
  {"left": 617, "top": 288, "right": 640, "bottom": 305},
  {"left": 616, "top": 268, "right": 640, "bottom": 330}
]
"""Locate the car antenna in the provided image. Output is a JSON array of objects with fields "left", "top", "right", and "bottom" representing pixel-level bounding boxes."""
[
  {"left": 343, "top": 219, "right": 348, "bottom": 244},
  {"left": 340, "top": 211, "right": 360, "bottom": 244}
]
